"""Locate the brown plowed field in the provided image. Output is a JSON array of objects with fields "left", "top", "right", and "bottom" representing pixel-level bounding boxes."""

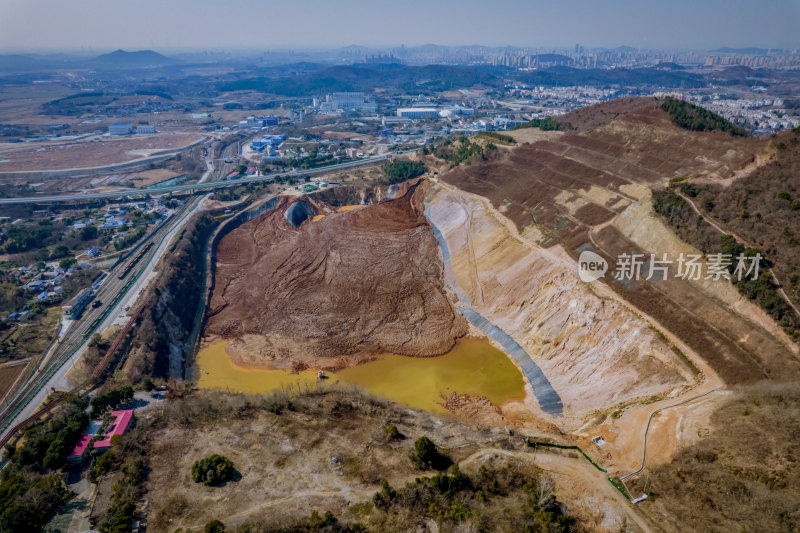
[
  {"left": 442, "top": 98, "right": 796, "bottom": 386},
  {"left": 205, "top": 181, "right": 468, "bottom": 369}
]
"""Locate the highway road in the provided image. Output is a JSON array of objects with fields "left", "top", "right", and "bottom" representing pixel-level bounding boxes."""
[
  {"left": 0, "top": 151, "right": 412, "bottom": 205},
  {"left": 0, "top": 196, "right": 207, "bottom": 442}
]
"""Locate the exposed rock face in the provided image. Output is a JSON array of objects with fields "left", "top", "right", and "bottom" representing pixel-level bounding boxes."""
[
  {"left": 205, "top": 181, "right": 468, "bottom": 368},
  {"left": 426, "top": 186, "right": 696, "bottom": 419}
]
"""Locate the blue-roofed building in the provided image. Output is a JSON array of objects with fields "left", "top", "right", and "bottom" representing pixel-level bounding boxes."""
[
  {"left": 23, "top": 279, "right": 48, "bottom": 292},
  {"left": 108, "top": 123, "right": 132, "bottom": 135}
]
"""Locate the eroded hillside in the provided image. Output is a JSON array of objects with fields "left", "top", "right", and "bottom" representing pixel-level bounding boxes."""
[
  {"left": 440, "top": 97, "right": 797, "bottom": 389},
  {"left": 425, "top": 184, "right": 696, "bottom": 420},
  {"left": 205, "top": 181, "right": 468, "bottom": 368}
]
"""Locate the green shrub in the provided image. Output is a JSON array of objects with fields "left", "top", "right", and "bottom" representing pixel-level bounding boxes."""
[
  {"left": 308, "top": 510, "right": 338, "bottom": 529},
  {"left": 372, "top": 480, "right": 396, "bottom": 510},
  {"left": 205, "top": 520, "right": 225, "bottom": 533},
  {"left": 414, "top": 436, "right": 439, "bottom": 470},
  {"left": 384, "top": 424, "right": 400, "bottom": 442},
  {"left": 192, "top": 454, "right": 233, "bottom": 487}
]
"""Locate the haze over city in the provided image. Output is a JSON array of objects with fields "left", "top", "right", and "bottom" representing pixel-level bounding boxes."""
[{"left": 0, "top": 0, "right": 799, "bottom": 51}]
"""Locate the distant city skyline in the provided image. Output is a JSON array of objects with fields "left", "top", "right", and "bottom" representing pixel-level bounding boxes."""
[{"left": 0, "top": 0, "right": 798, "bottom": 52}]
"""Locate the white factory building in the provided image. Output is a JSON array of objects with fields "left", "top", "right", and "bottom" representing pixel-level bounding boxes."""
[{"left": 396, "top": 107, "right": 440, "bottom": 119}]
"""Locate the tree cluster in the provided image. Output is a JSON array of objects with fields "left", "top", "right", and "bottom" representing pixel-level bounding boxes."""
[
  {"left": 661, "top": 96, "right": 746, "bottom": 135},
  {"left": 382, "top": 160, "right": 426, "bottom": 183},
  {"left": 90, "top": 385, "right": 134, "bottom": 417},
  {"left": 192, "top": 454, "right": 234, "bottom": 486},
  {"left": 0, "top": 399, "right": 87, "bottom": 532},
  {"left": 514, "top": 117, "right": 560, "bottom": 131}
]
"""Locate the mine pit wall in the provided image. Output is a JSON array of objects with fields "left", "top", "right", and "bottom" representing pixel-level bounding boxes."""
[
  {"left": 312, "top": 181, "right": 406, "bottom": 208},
  {"left": 425, "top": 184, "right": 696, "bottom": 423},
  {"left": 186, "top": 195, "right": 281, "bottom": 380},
  {"left": 423, "top": 202, "right": 564, "bottom": 418},
  {"left": 191, "top": 184, "right": 395, "bottom": 376}
]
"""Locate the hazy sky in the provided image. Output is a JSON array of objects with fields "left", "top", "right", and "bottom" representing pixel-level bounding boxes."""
[{"left": 0, "top": 0, "right": 798, "bottom": 52}]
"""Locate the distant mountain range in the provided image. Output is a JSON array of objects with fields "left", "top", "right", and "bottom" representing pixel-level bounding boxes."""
[
  {"left": 218, "top": 62, "right": 708, "bottom": 95},
  {"left": 709, "top": 47, "right": 782, "bottom": 55},
  {"left": 92, "top": 49, "right": 171, "bottom": 67}
]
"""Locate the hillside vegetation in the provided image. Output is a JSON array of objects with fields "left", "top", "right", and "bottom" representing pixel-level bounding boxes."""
[
  {"left": 219, "top": 64, "right": 499, "bottom": 95},
  {"left": 514, "top": 117, "right": 560, "bottom": 131},
  {"left": 0, "top": 397, "right": 87, "bottom": 532},
  {"left": 660, "top": 96, "right": 746, "bottom": 135},
  {"left": 652, "top": 129, "right": 800, "bottom": 339},
  {"left": 126, "top": 213, "right": 219, "bottom": 380},
  {"left": 628, "top": 383, "right": 800, "bottom": 533},
  {"left": 144, "top": 386, "right": 581, "bottom": 533}
]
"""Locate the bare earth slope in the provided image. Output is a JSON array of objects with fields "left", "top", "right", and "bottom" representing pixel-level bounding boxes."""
[
  {"left": 426, "top": 184, "right": 696, "bottom": 420},
  {"left": 205, "top": 181, "right": 468, "bottom": 368},
  {"left": 441, "top": 97, "right": 796, "bottom": 387}
]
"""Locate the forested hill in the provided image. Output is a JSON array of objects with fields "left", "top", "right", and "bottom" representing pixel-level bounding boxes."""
[{"left": 218, "top": 64, "right": 707, "bottom": 96}]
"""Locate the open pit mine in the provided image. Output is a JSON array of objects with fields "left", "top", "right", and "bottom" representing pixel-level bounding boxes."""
[{"left": 198, "top": 98, "right": 800, "bottom": 470}]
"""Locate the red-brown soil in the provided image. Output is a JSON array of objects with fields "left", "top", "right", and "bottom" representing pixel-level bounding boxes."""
[{"left": 205, "top": 181, "right": 468, "bottom": 368}]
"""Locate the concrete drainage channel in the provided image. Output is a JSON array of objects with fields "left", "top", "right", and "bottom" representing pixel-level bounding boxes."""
[{"left": 423, "top": 203, "right": 564, "bottom": 418}]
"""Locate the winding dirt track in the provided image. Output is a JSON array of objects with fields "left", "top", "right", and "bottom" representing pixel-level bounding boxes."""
[
  {"left": 460, "top": 447, "right": 654, "bottom": 533},
  {"left": 676, "top": 190, "right": 800, "bottom": 317}
]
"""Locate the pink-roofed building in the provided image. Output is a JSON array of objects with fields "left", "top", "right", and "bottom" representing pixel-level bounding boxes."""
[
  {"left": 93, "top": 409, "right": 134, "bottom": 449},
  {"left": 68, "top": 434, "right": 93, "bottom": 463}
]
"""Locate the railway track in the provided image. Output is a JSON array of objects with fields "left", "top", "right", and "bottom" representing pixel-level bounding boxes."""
[
  {"left": 0, "top": 297, "right": 150, "bottom": 450},
  {"left": 0, "top": 200, "right": 197, "bottom": 441}
]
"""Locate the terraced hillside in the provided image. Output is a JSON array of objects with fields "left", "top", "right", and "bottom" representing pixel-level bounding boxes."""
[
  {"left": 441, "top": 97, "right": 799, "bottom": 389},
  {"left": 425, "top": 184, "right": 697, "bottom": 420}
]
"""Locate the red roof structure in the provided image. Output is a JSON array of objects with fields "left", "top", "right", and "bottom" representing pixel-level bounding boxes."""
[
  {"left": 93, "top": 409, "right": 134, "bottom": 448},
  {"left": 69, "top": 434, "right": 93, "bottom": 460}
]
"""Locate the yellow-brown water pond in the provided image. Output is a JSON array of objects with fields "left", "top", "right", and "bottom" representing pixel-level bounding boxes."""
[{"left": 194, "top": 337, "right": 525, "bottom": 413}]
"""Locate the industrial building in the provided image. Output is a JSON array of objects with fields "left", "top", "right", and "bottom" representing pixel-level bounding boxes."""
[
  {"left": 135, "top": 124, "right": 156, "bottom": 134},
  {"left": 239, "top": 115, "right": 281, "bottom": 130},
  {"left": 318, "top": 92, "right": 377, "bottom": 114},
  {"left": 251, "top": 134, "right": 286, "bottom": 152},
  {"left": 108, "top": 123, "right": 132, "bottom": 135},
  {"left": 396, "top": 107, "right": 441, "bottom": 119}
]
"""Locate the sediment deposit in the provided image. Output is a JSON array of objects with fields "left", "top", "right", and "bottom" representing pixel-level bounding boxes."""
[{"left": 205, "top": 181, "right": 468, "bottom": 368}]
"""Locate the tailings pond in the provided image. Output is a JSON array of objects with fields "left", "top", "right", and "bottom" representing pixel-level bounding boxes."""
[{"left": 194, "top": 337, "right": 525, "bottom": 414}]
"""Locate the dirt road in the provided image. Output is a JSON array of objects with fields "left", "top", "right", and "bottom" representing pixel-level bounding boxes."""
[{"left": 460, "top": 447, "right": 654, "bottom": 533}]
